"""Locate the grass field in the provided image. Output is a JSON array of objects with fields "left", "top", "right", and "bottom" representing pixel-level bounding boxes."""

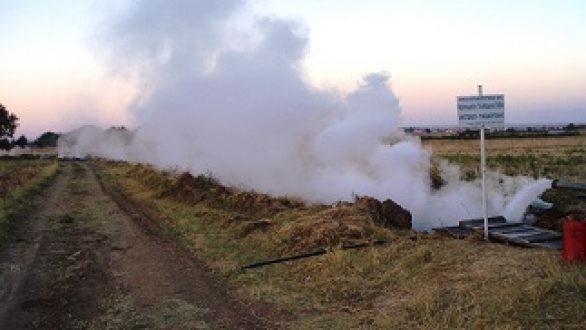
[
  {"left": 96, "top": 154, "right": 586, "bottom": 328},
  {"left": 424, "top": 134, "right": 586, "bottom": 228},
  {"left": 2, "top": 134, "right": 584, "bottom": 327},
  {"left": 0, "top": 159, "right": 59, "bottom": 244},
  {"left": 423, "top": 135, "right": 586, "bottom": 181}
]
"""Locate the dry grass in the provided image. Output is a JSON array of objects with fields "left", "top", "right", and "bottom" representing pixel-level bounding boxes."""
[
  {"left": 96, "top": 161, "right": 586, "bottom": 328},
  {"left": 236, "top": 234, "right": 585, "bottom": 329},
  {"left": 0, "top": 159, "right": 59, "bottom": 244},
  {"left": 0, "top": 159, "right": 42, "bottom": 175},
  {"left": 126, "top": 163, "right": 305, "bottom": 217},
  {"left": 98, "top": 162, "right": 391, "bottom": 263},
  {"left": 423, "top": 135, "right": 585, "bottom": 156},
  {"left": 424, "top": 134, "right": 586, "bottom": 181},
  {"left": 0, "top": 159, "right": 59, "bottom": 201},
  {"left": 276, "top": 205, "right": 383, "bottom": 255}
]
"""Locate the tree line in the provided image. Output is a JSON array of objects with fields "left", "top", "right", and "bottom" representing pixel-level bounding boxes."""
[{"left": 0, "top": 103, "right": 61, "bottom": 150}]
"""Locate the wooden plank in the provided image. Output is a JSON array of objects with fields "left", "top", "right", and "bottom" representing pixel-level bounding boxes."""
[
  {"left": 484, "top": 223, "right": 527, "bottom": 231},
  {"left": 459, "top": 216, "right": 506, "bottom": 229},
  {"left": 433, "top": 217, "right": 562, "bottom": 250},
  {"left": 432, "top": 226, "right": 470, "bottom": 238},
  {"left": 531, "top": 241, "right": 562, "bottom": 249},
  {"left": 488, "top": 227, "right": 562, "bottom": 249},
  {"left": 493, "top": 226, "right": 540, "bottom": 235},
  {"left": 516, "top": 232, "right": 562, "bottom": 243}
]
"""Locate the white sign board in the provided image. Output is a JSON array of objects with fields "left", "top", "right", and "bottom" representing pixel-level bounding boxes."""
[{"left": 457, "top": 94, "right": 505, "bottom": 126}]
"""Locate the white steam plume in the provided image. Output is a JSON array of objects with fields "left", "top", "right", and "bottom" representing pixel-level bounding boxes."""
[
  {"left": 503, "top": 179, "right": 553, "bottom": 222},
  {"left": 59, "top": 0, "right": 547, "bottom": 230}
]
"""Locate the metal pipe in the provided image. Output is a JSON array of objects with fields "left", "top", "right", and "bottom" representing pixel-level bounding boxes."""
[{"left": 552, "top": 179, "right": 586, "bottom": 192}]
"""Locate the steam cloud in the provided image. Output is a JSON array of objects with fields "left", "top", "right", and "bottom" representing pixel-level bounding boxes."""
[{"left": 59, "top": 0, "right": 548, "bottom": 229}]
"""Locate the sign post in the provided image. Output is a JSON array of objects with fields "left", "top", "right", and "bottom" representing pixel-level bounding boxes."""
[
  {"left": 478, "top": 85, "right": 488, "bottom": 241},
  {"left": 457, "top": 85, "right": 505, "bottom": 240}
]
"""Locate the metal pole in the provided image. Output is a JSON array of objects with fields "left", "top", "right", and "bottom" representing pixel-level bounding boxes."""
[
  {"left": 480, "top": 125, "right": 488, "bottom": 240},
  {"left": 477, "top": 85, "right": 488, "bottom": 240}
]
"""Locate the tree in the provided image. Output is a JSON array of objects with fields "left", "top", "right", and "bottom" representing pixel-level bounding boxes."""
[
  {"left": 0, "top": 139, "right": 10, "bottom": 150},
  {"left": 13, "top": 135, "right": 28, "bottom": 148},
  {"left": 33, "top": 131, "right": 60, "bottom": 148},
  {"left": 565, "top": 123, "right": 576, "bottom": 131},
  {"left": 0, "top": 103, "right": 19, "bottom": 150}
]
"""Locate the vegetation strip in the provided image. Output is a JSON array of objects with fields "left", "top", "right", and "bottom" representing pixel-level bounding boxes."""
[
  {"left": 0, "top": 160, "right": 59, "bottom": 245},
  {"left": 0, "top": 169, "right": 19, "bottom": 180},
  {"left": 242, "top": 240, "right": 389, "bottom": 270},
  {"left": 91, "top": 162, "right": 282, "bottom": 328},
  {"left": 93, "top": 161, "right": 586, "bottom": 328}
]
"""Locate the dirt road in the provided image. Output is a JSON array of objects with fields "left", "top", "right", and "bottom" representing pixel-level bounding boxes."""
[{"left": 0, "top": 162, "right": 275, "bottom": 329}]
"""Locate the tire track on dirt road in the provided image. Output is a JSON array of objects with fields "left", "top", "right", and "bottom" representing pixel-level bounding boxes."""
[
  {"left": 89, "top": 163, "right": 278, "bottom": 329},
  {"left": 0, "top": 163, "right": 65, "bottom": 324},
  {"left": 0, "top": 162, "right": 277, "bottom": 329},
  {"left": 0, "top": 162, "right": 108, "bottom": 328}
]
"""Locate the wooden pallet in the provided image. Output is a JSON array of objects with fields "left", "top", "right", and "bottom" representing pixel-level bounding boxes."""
[{"left": 433, "top": 216, "right": 562, "bottom": 249}]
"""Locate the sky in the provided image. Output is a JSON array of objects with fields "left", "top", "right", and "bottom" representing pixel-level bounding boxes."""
[{"left": 1, "top": 0, "right": 585, "bottom": 138}]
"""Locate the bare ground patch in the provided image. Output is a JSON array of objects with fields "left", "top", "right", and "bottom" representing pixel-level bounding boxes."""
[{"left": 0, "top": 162, "right": 278, "bottom": 329}]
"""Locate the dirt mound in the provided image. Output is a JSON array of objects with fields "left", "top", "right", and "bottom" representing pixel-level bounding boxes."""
[
  {"left": 122, "top": 164, "right": 412, "bottom": 231},
  {"left": 163, "top": 171, "right": 305, "bottom": 215},
  {"left": 121, "top": 164, "right": 411, "bottom": 248},
  {"left": 120, "top": 163, "right": 307, "bottom": 219},
  {"left": 352, "top": 196, "right": 412, "bottom": 230}
]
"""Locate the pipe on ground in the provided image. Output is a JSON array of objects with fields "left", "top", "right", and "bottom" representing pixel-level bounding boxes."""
[{"left": 552, "top": 180, "right": 586, "bottom": 192}]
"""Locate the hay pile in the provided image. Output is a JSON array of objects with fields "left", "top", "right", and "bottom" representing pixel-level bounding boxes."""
[
  {"left": 273, "top": 197, "right": 411, "bottom": 254},
  {"left": 338, "top": 196, "right": 412, "bottom": 230},
  {"left": 276, "top": 205, "right": 379, "bottom": 254}
]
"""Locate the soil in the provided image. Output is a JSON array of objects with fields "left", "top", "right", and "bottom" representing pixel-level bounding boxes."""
[
  {"left": 354, "top": 197, "right": 412, "bottom": 230},
  {"left": 0, "top": 162, "right": 279, "bottom": 329}
]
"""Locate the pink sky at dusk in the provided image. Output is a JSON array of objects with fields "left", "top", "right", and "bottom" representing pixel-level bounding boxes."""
[{"left": 1, "top": 0, "right": 585, "bottom": 139}]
